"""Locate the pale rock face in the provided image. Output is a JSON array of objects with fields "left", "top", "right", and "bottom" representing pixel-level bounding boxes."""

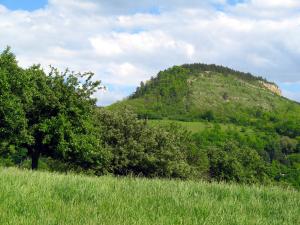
[{"left": 260, "top": 81, "right": 282, "bottom": 96}]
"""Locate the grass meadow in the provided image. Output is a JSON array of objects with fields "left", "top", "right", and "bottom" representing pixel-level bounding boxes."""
[
  {"left": 148, "top": 119, "right": 254, "bottom": 134},
  {"left": 0, "top": 167, "right": 299, "bottom": 225}
]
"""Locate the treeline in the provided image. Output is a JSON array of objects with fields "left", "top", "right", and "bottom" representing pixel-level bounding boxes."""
[
  {"left": 128, "top": 66, "right": 191, "bottom": 118},
  {"left": 182, "top": 63, "right": 272, "bottom": 85},
  {"left": 130, "top": 66, "right": 190, "bottom": 100}
]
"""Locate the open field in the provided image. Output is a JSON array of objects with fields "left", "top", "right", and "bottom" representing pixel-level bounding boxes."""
[
  {"left": 148, "top": 119, "right": 255, "bottom": 134},
  {"left": 0, "top": 167, "right": 299, "bottom": 225},
  {"left": 148, "top": 119, "right": 208, "bottom": 133}
]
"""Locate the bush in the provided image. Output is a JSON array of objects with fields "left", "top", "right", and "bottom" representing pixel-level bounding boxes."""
[
  {"left": 207, "top": 142, "right": 268, "bottom": 183},
  {"left": 96, "top": 108, "right": 207, "bottom": 179}
]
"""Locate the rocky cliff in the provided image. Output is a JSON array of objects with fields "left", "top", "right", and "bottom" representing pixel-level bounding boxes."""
[{"left": 260, "top": 81, "right": 282, "bottom": 96}]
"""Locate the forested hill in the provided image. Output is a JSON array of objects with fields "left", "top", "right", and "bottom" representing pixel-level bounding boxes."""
[{"left": 109, "top": 63, "right": 300, "bottom": 130}]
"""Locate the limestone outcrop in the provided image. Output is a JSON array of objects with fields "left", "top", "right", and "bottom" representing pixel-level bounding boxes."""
[{"left": 260, "top": 81, "right": 282, "bottom": 96}]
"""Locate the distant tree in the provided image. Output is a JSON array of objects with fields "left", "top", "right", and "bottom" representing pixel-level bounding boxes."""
[
  {"left": 280, "top": 136, "right": 298, "bottom": 155},
  {"left": 222, "top": 92, "right": 229, "bottom": 101},
  {"left": 296, "top": 137, "right": 300, "bottom": 153},
  {"left": 276, "top": 120, "right": 300, "bottom": 138},
  {"left": 202, "top": 110, "right": 215, "bottom": 121}
]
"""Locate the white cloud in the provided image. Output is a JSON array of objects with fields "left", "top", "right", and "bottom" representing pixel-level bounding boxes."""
[
  {"left": 95, "top": 89, "right": 128, "bottom": 106},
  {"left": 247, "top": 0, "right": 300, "bottom": 9},
  {"left": 0, "top": 0, "right": 299, "bottom": 105},
  {"left": 90, "top": 36, "right": 123, "bottom": 56},
  {"left": 228, "top": 0, "right": 300, "bottom": 18},
  {"left": 104, "top": 62, "right": 148, "bottom": 86},
  {"left": 90, "top": 31, "right": 195, "bottom": 58}
]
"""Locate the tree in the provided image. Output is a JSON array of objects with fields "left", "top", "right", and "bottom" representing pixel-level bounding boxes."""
[
  {"left": 202, "top": 110, "right": 215, "bottom": 121},
  {"left": 280, "top": 136, "right": 298, "bottom": 155},
  {"left": 0, "top": 48, "right": 111, "bottom": 172},
  {"left": 25, "top": 66, "right": 111, "bottom": 171},
  {"left": 222, "top": 92, "right": 229, "bottom": 101}
]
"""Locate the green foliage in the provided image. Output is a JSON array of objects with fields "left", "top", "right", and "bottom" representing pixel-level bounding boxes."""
[
  {"left": 0, "top": 48, "right": 31, "bottom": 164},
  {"left": 96, "top": 108, "right": 207, "bottom": 179},
  {"left": 276, "top": 120, "right": 300, "bottom": 138},
  {"left": 191, "top": 125, "right": 269, "bottom": 183},
  {"left": 124, "top": 66, "right": 191, "bottom": 118},
  {"left": 206, "top": 143, "right": 268, "bottom": 183},
  {"left": 280, "top": 136, "right": 298, "bottom": 154},
  {"left": 149, "top": 120, "right": 300, "bottom": 188}
]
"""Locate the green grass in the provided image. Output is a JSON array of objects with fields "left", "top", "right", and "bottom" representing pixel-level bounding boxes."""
[
  {"left": 0, "top": 167, "right": 299, "bottom": 225},
  {"left": 148, "top": 119, "right": 208, "bottom": 133},
  {"left": 148, "top": 119, "right": 254, "bottom": 134}
]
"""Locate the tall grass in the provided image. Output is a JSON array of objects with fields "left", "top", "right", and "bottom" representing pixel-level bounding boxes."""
[{"left": 0, "top": 167, "right": 299, "bottom": 225}]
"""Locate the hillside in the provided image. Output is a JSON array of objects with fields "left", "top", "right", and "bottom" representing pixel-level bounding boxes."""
[
  {"left": 109, "top": 64, "right": 300, "bottom": 127},
  {"left": 0, "top": 167, "right": 299, "bottom": 225}
]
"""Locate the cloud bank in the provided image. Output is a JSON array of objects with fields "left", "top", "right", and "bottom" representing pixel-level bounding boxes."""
[{"left": 0, "top": 0, "right": 299, "bottom": 104}]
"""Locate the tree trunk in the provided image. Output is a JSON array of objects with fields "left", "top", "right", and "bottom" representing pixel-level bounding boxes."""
[{"left": 31, "top": 150, "right": 40, "bottom": 170}]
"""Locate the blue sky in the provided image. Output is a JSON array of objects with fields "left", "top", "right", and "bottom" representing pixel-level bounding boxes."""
[
  {"left": 0, "top": 0, "right": 299, "bottom": 104},
  {"left": 0, "top": 0, "right": 245, "bottom": 11},
  {"left": 0, "top": 0, "right": 47, "bottom": 11}
]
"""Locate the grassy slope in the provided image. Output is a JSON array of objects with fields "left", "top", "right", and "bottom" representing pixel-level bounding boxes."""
[
  {"left": 0, "top": 167, "right": 299, "bottom": 225},
  {"left": 148, "top": 119, "right": 255, "bottom": 134},
  {"left": 188, "top": 72, "right": 283, "bottom": 115}
]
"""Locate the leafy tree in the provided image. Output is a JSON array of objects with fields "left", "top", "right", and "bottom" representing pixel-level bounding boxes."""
[
  {"left": 276, "top": 120, "right": 300, "bottom": 138},
  {"left": 0, "top": 48, "right": 111, "bottom": 172},
  {"left": 280, "top": 136, "right": 298, "bottom": 155}
]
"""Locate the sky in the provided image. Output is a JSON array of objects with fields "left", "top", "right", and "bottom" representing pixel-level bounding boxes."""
[{"left": 0, "top": 0, "right": 299, "bottom": 105}]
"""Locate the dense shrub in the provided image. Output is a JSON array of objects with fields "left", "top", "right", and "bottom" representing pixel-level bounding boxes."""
[
  {"left": 96, "top": 108, "right": 207, "bottom": 179},
  {"left": 207, "top": 143, "right": 268, "bottom": 183}
]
